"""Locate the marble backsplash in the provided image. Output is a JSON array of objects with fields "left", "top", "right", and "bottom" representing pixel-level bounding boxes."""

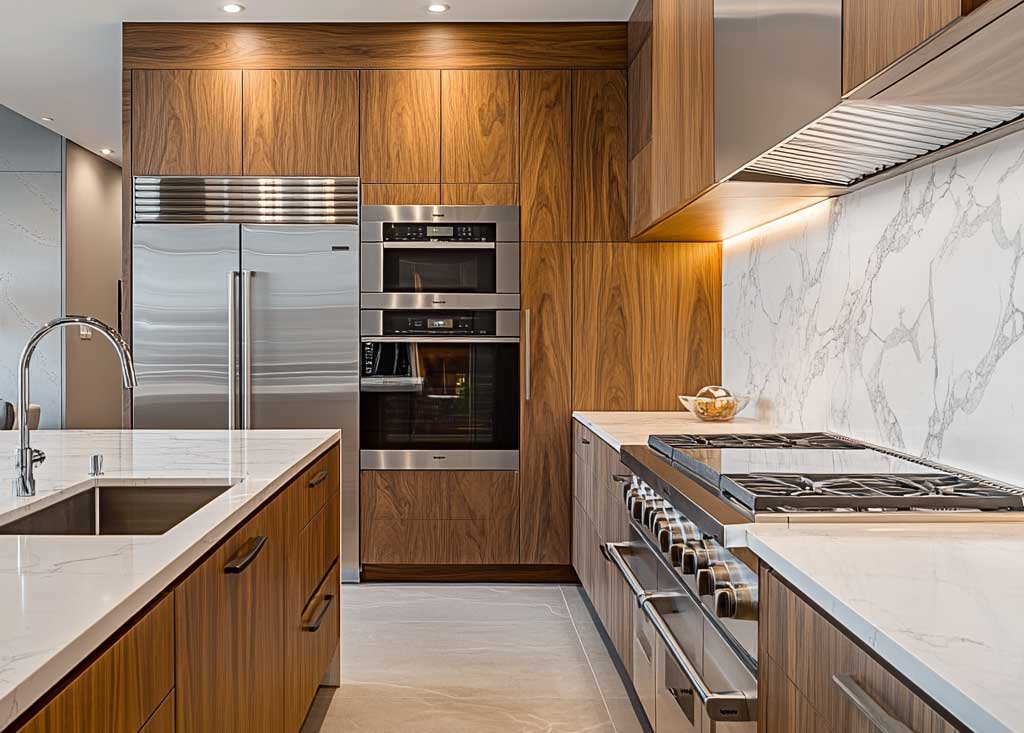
[{"left": 722, "top": 128, "right": 1024, "bottom": 485}]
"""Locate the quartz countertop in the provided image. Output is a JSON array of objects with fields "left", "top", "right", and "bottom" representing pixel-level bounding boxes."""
[
  {"left": 745, "top": 522, "right": 1024, "bottom": 733},
  {"left": 0, "top": 429, "right": 339, "bottom": 729},
  {"left": 571, "top": 411, "right": 787, "bottom": 451}
]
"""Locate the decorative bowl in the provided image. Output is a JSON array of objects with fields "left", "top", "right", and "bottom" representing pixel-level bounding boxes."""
[{"left": 678, "top": 386, "right": 750, "bottom": 422}]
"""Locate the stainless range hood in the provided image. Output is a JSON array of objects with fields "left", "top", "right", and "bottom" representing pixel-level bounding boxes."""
[{"left": 715, "top": 0, "right": 1024, "bottom": 190}]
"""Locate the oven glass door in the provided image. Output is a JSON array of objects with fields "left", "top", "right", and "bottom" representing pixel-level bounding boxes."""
[
  {"left": 382, "top": 246, "right": 497, "bottom": 294},
  {"left": 360, "top": 339, "right": 519, "bottom": 450}
]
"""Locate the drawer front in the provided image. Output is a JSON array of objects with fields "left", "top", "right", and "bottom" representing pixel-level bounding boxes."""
[
  {"left": 633, "top": 609, "right": 658, "bottom": 725},
  {"left": 284, "top": 562, "right": 340, "bottom": 732},
  {"left": 139, "top": 691, "right": 175, "bottom": 733},
  {"left": 18, "top": 594, "right": 174, "bottom": 733},
  {"left": 296, "top": 490, "right": 340, "bottom": 608},
  {"left": 764, "top": 571, "right": 960, "bottom": 733},
  {"left": 574, "top": 421, "right": 595, "bottom": 462},
  {"left": 300, "top": 445, "right": 340, "bottom": 532}
]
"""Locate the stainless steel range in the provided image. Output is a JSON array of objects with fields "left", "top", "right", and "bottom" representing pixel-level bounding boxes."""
[{"left": 603, "top": 431, "right": 1024, "bottom": 731}]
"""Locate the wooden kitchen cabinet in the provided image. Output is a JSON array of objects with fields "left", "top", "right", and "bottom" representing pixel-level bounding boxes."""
[
  {"left": 441, "top": 70, "right": 519, "bottom": 184},
  {"left": 174, "top": 495, "right": 285, "bottom": 733},
  {"left": 360, "top": 70, "right": 441, "bottom": 183},
  {"left": 520, "top": 242, "right": 573, "bottom": 564},
  {"left": 760, "top": 567, "right": 962, "bottom": 733},
  {"left": 132, "top": 70, "right": 242, "bottom": 176},
  {"left": 520, "top": 70, "right": 572, "bottom": 241},
  {"left": 843, "top": 0, "right": 961, "bottom": 93},
  {"left": 441, "top": 183, "right": 519, "bottom": 206},
  {"left": 242, "top": 70, "right": 358, "bottom": 176},
  {"left": 361, "top": 470, "right": 520, "bottom": 565},
  {"left": 139, "top": 693, "right": 175, "bottom": 733},
  {"left": 362, "top": 183, "right": 441, "bottom": 206},
  {"left": 572, "top": 70, "right": 628, "bottom": 242},
  {"left": 16, "top": 595, "right": 174, "bottom": 733}
]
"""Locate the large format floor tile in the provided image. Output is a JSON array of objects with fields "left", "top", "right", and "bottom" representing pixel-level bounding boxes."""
[{"left": 304, "top": 584, "right": 649, "bottom": 733}]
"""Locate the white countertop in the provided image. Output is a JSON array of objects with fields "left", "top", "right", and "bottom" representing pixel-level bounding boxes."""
[
  {"left": 572, "top": 410, "right": 788, "bottom": 451},
  {"left": 0, "top": 429, "right": 339, "bottom": 729},
  {"left": 746, "top": 522, "right": 1024, "bottom": 733}
]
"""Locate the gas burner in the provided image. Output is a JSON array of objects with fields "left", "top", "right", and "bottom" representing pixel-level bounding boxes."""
[
  {"left": 649, "top": 432, "right": 859, "bottom": 457},
  {"left": 722, "top": 473, "right": 1024, "bottom": 512}
]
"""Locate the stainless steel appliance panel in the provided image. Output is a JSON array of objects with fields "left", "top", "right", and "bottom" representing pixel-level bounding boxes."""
[
  {"left": 360, "top": 241, "right": 520, "bottom": 295},
  {"left": 360, "top": 292, "right": 521, "bottom": 310},
  {"left": 360, "top": 309, "right": 520, "bottom": 338},
  {"left": 360, "top": 449, "right": 519, "bottom": 471},
  {"left": 360, "top": 205, "right": 520, "bottom": 242},
  {"left": 132, "top": 223, "right": 239, "bottom": 429},
  {"left": 241, "top": 224, "right": 360, "bottom": 581}
]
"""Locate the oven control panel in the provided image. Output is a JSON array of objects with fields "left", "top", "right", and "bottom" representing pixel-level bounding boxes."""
[
  {"left": 381, "top": 310, "right": 497, "bottom": 336},
  {"left": 383, "top": 222, "right": 496, "bottom": 242}
]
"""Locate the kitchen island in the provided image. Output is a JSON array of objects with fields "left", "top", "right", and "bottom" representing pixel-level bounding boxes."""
[{"left": 0, "top": 429, "right": 341, "bottom": 732}]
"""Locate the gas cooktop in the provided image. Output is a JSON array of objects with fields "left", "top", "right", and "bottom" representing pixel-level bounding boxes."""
[{"left": 649, "top": 432, "right": 856, "bottom": 453}]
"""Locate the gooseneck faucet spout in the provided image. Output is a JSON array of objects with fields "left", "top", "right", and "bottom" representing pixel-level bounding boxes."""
[{"left": 13, "top": 316, "right": 137, "bottom": 497}]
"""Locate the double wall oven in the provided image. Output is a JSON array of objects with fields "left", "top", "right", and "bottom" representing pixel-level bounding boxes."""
[{"left": 359, "top": 206, "right": 520, "bottom": 471}]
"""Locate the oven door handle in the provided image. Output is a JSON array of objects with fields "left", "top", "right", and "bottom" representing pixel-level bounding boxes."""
[
  {"left": 640, "top": 593, "right": 757, "bottom": 722},
  {"left": 381, "top": 242, "right": 496, "bottom": 250},
  {"left": 361, "top": 336, "right": 520, "bottom": 344},
  {"left": 602, "top": 542, "right": 654, "bottom": 606}
]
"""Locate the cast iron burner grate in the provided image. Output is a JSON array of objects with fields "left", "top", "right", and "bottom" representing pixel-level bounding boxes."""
[
  {"left": 648, "top": 433, "right": 859, "bottom": 457},
  {"left": 723, "top": 473, "right": 1024, "bottom": 512}
]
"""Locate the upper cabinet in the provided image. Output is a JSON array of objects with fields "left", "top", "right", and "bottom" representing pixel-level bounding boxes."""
[
  {"left": 133, "top": 70, "right": 243, "bottom": 176},
  {"left": 572, "top": 70, "right": 628, "bottom": 242},
  {"left": 441, "top": 70, "right": 520, "bottom": 184},
  {"left": 243, "top": 70, "right": 358, "bottom": 176},
  {"left": 520, "top": 70, "right": 572, "bottom": 241},
  {"left": 360, "top": 70, "right": 441, "bottom": 183}
]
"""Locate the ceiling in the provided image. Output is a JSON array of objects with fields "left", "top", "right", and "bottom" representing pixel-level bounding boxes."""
[{"left": 0, "top": 0, "right": 633, "bottom": 166}]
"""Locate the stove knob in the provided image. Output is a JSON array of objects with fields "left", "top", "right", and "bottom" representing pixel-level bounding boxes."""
[
  {"left": 614, "top": 474, "right": 634, "bottom": 502},
  {"left": 671, "top": 538, "right": 713, "bottom": 568},
  {"left": 696, "top": 561, "right": 743, "bottom": 596},
  {"left": 681, "top": 543, "right": 724, "bottom": 575},
  {"left": 642, "top": 499, "right": 669, "bottom": 527},
  {"left": 714, "top": 583, "right": 759, "bottom": 621},
  {"left": 657, "top": 518, "right": 700, "bottom": 554},
  {"left": 648, "top": 507, "right": 676, "bottom": 533},
  {"left": 627, "top": 486, "right": 652, "bottom": 521}
]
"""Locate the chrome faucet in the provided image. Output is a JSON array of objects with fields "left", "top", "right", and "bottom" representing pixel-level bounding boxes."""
[{"left": 13, "top": 316, "right": 137, "bottom": 497}]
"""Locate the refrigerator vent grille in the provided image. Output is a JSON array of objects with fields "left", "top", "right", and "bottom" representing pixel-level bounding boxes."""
[
  {"left": 134, "top": 176, "right": 360, "bottom": 224},
  {"left": 744, "top": 103, "right": 1024, "bottom": 186}
]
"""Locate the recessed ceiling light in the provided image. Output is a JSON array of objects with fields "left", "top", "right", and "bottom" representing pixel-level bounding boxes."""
[
  {"left": 100, "top": 148, "right": 115, "bottom": 155},
  {"left": 427, "top": 3, "right": 450, "bottom": 12},
  {"left": 221, "top": 2, "right": 245, "bottom": 13},
  {"left": 41, "top": 116, "right": 54, "bottom": 122}
]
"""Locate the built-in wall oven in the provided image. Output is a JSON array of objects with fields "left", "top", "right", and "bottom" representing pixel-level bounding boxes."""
[{"left": 358, "top": 205, "right": 521, "bottom": 471}]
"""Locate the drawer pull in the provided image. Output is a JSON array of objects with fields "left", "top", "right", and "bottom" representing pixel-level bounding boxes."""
[
  {"left": 581, "top": 438, "right": 591, "bottom": 445},
  {"left": 308, "top": 470, "right": 330, "bottom": 489},
  {"left": 223, "top": 536, "right": 268, "bottom": 574},
  {"left": 303, "top": 594, "right": 336, "bottom": 632},
  {"left": 833, "top": 675, "right": 914, "bottom": 733}
]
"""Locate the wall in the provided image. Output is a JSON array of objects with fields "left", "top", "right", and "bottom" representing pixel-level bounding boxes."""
[
  {"left": 723, "top": 129, "right": 1024, "bottom": 484},
  {"left": 64, "top": 141, "right": 123, "bottom": 428},
  {"left": 0, "top": 104, "right": 63, "bottom": 428}
]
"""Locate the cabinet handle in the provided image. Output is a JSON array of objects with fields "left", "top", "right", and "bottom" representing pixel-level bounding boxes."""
[
  {"left": 223, "top": 535, "right": 268, "bottom": 574},
  {"left": 832, "top": 675, "right": 914, "bottom": 733},
  {"left": 303, "top": 594, "right": 336, "bottom": 632},
  {"left": 581, "top": 438, "right": 591, "bottom": 445},
  {"left": 523, "top": 308, "right": 532, "bottom": 401},
  {"left": 308, "top": 470, "right": 330, "bottom": 489}
]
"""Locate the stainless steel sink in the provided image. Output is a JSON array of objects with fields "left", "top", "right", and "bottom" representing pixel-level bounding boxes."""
[{"left": 0, "top": 483, "right": 233, "bottom": 535}]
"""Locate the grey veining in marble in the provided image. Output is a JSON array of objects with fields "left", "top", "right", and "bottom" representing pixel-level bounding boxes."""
[
  {"left": 0, "top": 105, "right": 64, "bottom": 428},
  {"left": 723, "top": 128, "right": 1024, "bottom": 486}
]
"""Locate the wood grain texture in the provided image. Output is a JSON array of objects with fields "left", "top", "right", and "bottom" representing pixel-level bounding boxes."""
[
  {"left": 242, "top": 70, "right": 358, "bottom": 176},
  {"left": 174, "top": 495, "right": 284, "bottom": 733},
  {"left": 362, "top": 183, "right": 441, "bottom": 205},
  {"left": 123, "top": 23, "right": 627, "bottom": 70},
  {"left": 139, "top": 692, "right": 174, "bottom": 733},
  {"left": 763, "top": 570, "right": 963, "bottom": 733},
  {"left": 132, "top": 69, "right": 242, "bottom": 176},
  {"left": 519, "top": 71, "right": 572, "bottom": 242},
  {"left": 571, "top": 242, "right": 722, "bottom": 410},
  {"left": 17, "top": 595, "right": 174, "bottom": 733},
  {"left": 843, "top": 0, "right": 961, "bottom": 92},
  {"left": 360, "top": 70, "right": 440, "bottom": 183},
  {"left": 284, "top": 562, "right": 340, "bottom": 733},
  {"left": 441, "top": 184, "right": 519, "bottom": 206},
  {"left": 361, "top": 471, "right": 519, "bottom": 564},
  {"left": 361, "top": 563, "right": 577, "bottom": 582},
  {"left": 572, "top": 70, "right": 628, "bottom": 242},
  {"left": 442, "top": 70, "right": 519, "bottom": 184},
  {"left": 519, "top": 243, "right": 572, "bottom": 564}
]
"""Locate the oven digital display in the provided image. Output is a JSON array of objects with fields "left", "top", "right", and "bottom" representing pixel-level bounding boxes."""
[
  {"left": 428, "top": 318, "right": 454, "bottom": 329},
  {"left": 427, "top": 225, "right": 455, "bottom": 238}
]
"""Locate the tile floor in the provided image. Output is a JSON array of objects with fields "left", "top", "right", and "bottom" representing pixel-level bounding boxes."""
[{"left": 302, "top": 584, "right": 650, "bottom": 732}]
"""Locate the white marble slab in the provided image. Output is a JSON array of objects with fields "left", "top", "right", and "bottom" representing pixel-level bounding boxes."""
[
  {"left": 572, "top": 411, "right": 790, "bottom": 451},
  {"left": 0, "top": 428, "right": 339, "bottom": 729},
  {"left": 745, "top": 522, "right": 1024, "bottom": 733}
]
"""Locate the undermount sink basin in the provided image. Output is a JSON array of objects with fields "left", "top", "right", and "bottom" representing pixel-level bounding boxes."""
[{"left": 0, "top": 483, "right": 233, "bottom": 536}]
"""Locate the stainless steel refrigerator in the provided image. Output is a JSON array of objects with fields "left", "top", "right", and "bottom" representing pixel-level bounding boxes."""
[{"left": 132, "top": 176, "right": 361, "bottom": 582}]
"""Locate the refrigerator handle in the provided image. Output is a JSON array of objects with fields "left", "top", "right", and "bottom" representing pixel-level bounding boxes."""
[
  {"left": 241, "top": 270, "right": 255, "bottom": 429},
  {"left": 228, "top": 271, "right": 239, "bottom": 430}
]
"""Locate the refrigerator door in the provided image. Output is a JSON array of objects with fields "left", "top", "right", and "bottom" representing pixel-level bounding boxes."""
[
  {"left": 242, "top": 224, "right": 360, "bottom": 580},
  {"left": 132, "top": 224, "right": 240, "bottom": 429}
]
